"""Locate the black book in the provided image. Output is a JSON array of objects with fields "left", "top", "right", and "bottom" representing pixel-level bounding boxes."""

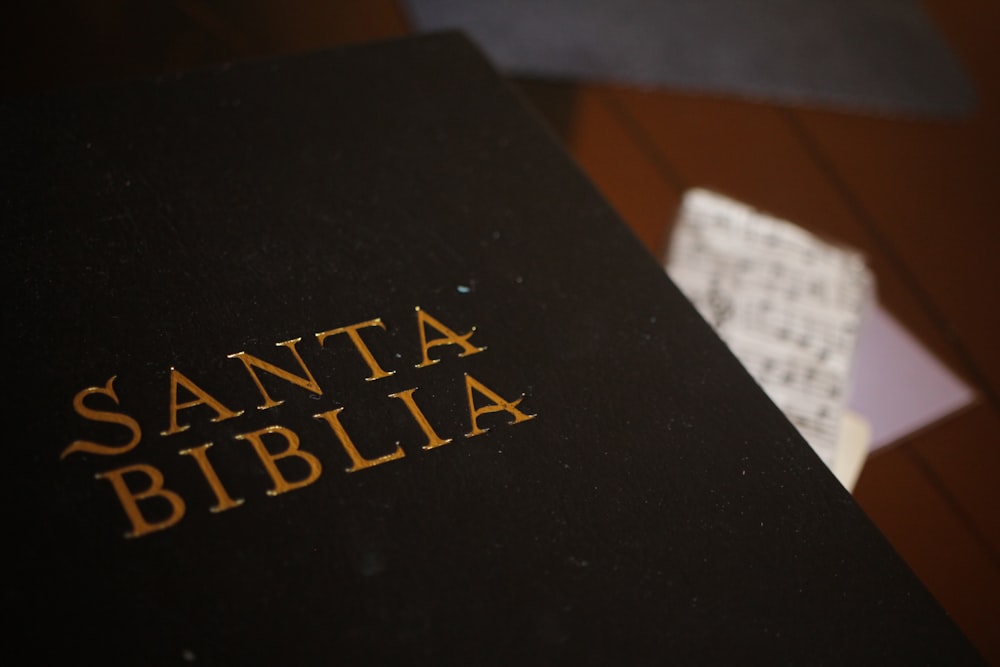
[{"left": 1, "top": 32, "right": 984, "bottom": 665}]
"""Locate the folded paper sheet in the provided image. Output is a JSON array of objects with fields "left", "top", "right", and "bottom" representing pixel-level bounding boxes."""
[
  {"left": 665, "top": 189, "right": 976, "bottom": 490},
  {"left": 849, "top": 301, "right": 976, "bottom": 451},
  {"left": 667, "top": 189, "right": 873, "bottom": 475}
]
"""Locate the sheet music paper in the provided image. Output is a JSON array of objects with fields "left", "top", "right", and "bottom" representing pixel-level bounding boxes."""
[{"left": 665, "top": 189, "right": 874, "bottom": 470}]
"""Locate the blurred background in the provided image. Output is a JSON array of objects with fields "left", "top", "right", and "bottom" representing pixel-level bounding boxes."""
[{"left": 3, "top": 1, "right": 997, "bottom": 661}]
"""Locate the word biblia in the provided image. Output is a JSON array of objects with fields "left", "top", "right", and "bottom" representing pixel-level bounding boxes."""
[{"left": 61, "top": 306, "right": 536, "bottom": 539}]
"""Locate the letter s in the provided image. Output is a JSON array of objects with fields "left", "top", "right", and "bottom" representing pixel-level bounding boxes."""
[{"left": 60, "top": 376, "right": 142, "bottom": 460}]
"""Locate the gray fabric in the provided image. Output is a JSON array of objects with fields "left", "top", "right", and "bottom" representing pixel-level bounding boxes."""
[{"left": 402, "top": 0, "right": 976, "bottom": 118}]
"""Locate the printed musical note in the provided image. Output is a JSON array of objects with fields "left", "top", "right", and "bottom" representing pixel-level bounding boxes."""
[{"left": 665, "top": 189, "right": 874, "bottom": 467}]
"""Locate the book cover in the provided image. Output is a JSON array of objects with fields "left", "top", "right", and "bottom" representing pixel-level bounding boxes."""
[{"left": 1, "top": 32, "right": 983, "bottom": 665}]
